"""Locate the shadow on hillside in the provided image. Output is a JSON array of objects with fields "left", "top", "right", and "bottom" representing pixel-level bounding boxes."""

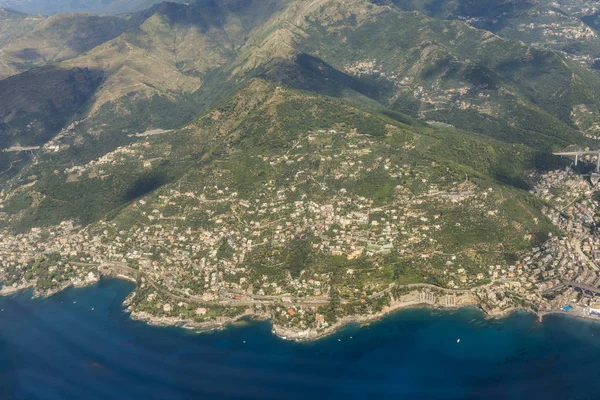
[
  {"left": 0, "top": 66, "right": 104, "bottom": 149},
  {"left": 263, "top": 53, "right": 396, "bottom": 105},
  {"left": 151, "top": 0, "right": 285, "bottom": 35}
]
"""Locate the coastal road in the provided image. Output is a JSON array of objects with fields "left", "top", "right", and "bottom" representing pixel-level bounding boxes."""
[
  {"left": 95, "top": 262, "right": 330, "bottom": 307},
  {"left": 93, "top": 262, "right": 488, "bottom": 309}
]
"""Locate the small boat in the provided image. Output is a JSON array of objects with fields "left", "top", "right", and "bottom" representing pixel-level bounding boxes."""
[{"left": 457, "top": 339, "right": 461, "bottom": 343}]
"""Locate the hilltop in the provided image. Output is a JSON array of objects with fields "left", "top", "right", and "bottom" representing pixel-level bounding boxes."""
[{"left": 2, "top": 0, "right": 599, "bottom": 159}]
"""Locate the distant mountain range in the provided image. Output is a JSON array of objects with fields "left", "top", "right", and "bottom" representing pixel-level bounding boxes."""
[{"left": 0, "top": 0, "right": 187, "bottom": 15}]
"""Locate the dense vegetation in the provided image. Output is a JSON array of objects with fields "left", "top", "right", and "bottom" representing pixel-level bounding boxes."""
[{"left": 0, "top": 0, "right": 593, "bottom": 238}]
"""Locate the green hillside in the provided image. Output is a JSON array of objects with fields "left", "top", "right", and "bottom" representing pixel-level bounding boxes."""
[
  {"left": 284, "top": 1, "right": 600, "bottom": 148},
  {"left": 387, "top": 0, "right": 600, "bottom": 64},
  {"left": 1, "top": 80, "right": 562, "bottom": 294},
  {"left": 0, "top": 0, "right": 592, "bottom": 226},
  {"left": 0, "top": 0, "right": 290, "bottom": 177},
  {"left": 2, "top": 0, "right": 598, "bottom": 333},
  {"left": 0, "top": 11, "right": 143, "bottom": 79}
]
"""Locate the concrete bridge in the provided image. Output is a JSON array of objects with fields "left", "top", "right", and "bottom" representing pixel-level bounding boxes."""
[
  {"left": 553, "top": 150, "right": 600, "bottom": 171},
  {"left": 543, "top": 281, "right": 600, "bottom": 297}
]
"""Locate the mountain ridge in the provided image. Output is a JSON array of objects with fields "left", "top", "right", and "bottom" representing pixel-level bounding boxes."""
[{"left": 0, "top": 0, "right": 594, "bottom": 229}]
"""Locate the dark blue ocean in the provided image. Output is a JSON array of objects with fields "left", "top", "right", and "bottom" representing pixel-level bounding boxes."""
[{"left": 1, "top": 279, "right": 600, "bottom": 400}]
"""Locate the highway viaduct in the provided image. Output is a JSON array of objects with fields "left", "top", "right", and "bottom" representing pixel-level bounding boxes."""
[{"left": 553, "top": 150, "right": 600, "bottom": 172}]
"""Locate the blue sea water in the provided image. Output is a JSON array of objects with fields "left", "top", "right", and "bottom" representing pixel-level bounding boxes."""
[{"left": 1, "top": 279, "right": 600, "bottom": 400}]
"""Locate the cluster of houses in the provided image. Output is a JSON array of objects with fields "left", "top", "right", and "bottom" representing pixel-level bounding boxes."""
[
  {"left": 6, "top": 130, "right": 600, "bottom": 327},
  {"left": 524, "top": 168, "right": 600, "bottom": 313}
]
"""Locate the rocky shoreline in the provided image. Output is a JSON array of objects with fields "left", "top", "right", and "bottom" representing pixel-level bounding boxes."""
[
  {"left": 119, "top": 288, "right": 600, "bottom": 341},
  {"left": 126, "top": 293, "right": 541, "bottom": 342},
  {"left": 0, "top": 281, "right": 78, "bottom": 298},
  {"left": 0, "top": 282, "right": 35, "bottom": 296},
  {"left": 2, "top": 276, "right": 598, "bottom": 342},
  {"left": 126, "top": 308, "right": 269, "bottom": 333},
  {"left": 272, "top": 293, "right": 482, "bottom": 341},
  {"left": 118, "top": 284, "right": 483, "bottom": 341},
  {"left": 0, "top": 274, "right": 100, "bottom": 299},
  {"left": 120, "top": 291, "right": 481, "bottom": 341},
  {"left": 115, "top": 282, "right": 542, "bottom": 342}
]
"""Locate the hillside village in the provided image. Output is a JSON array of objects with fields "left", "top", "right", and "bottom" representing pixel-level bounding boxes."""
[{"left": 1, "top": 123, "right": 600, "bottom": 337}]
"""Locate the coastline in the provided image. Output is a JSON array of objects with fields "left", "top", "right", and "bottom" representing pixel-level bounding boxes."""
[
  {"left": 104, "top": 279, "right": 541, "bottom": 342},
  {"left": 0, "top": 276, "right": 101, "bottom": 299},
  {"left": 271, "top": 300, "right": 470, "bottom": 342},
  {"left": 272, "top": 292, "right": 484, "bottom": 341},
  {"left": 0, "top": 282, "right": 35, "bottom": 296},
  {"left": 2, "top": 276, "right": 597, "bottom": 341},
  {"left": 538, "top": 309, "right": 600, "bottom": 324},
  {"left": 126, "top": 307, "right": 269, "bottom": 333},
  {"left": 108, "top": 285, "right": 551, "bottom": 342}
]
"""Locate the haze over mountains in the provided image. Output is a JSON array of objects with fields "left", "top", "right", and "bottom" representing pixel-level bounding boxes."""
[
  {"left": 0, "top": 0, "right": 598, "bottom": 231},
  {"left": 0, "top": 0, "right": 186, "bottom": 15}
]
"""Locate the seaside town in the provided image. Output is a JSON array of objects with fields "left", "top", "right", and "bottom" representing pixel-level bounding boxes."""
[{"left": 2, "top": 127, "right": 600, "bottom": 339}]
